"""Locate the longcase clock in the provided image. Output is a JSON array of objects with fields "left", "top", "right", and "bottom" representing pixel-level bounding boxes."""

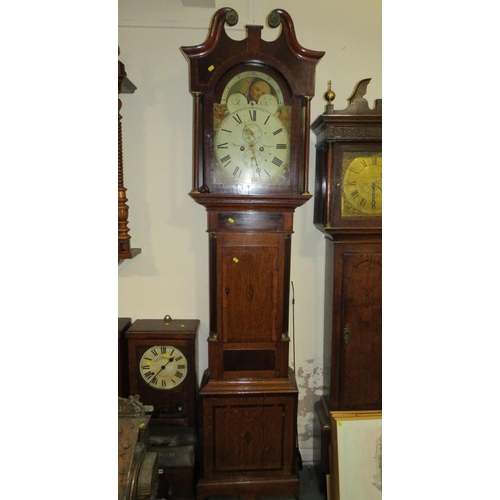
[
  {"left": 181, "top": 8, "right": 324, "bottom": 499},
  {"left": 311, "top": 79, "right": 382, "bottom": 487}
]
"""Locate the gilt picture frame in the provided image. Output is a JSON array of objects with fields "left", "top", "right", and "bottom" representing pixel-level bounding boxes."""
[{"left": 329, "top": 410, "right": 382, "bottom": 500}]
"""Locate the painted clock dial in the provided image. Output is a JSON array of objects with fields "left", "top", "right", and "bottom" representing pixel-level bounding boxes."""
[
  {"left": 139, "top": 345, "right": 188, "bottom": 390},
  {"left": 213, "top": 70, "right": 291, "bottom": 186},
  {"left": 341, "top": 152, "right": 382, "bottom": 216}
]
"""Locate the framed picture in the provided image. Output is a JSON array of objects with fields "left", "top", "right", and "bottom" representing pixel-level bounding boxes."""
[{"left": 330, "top": 410, "right": 382, "bottom": 500}]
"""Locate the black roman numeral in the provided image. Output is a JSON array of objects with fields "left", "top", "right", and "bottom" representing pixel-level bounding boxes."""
[
  {"left": 272, "top": 157, "right": 283, "bottom": 167},
  {"left": 276, "top": 144, "right": 286, "bottom": 149},
  {"left": 217, "top": 142, "right": 228, "bottom": 149},
  {"left": 233, "top": 114, "right": 242, "bottom": 124},
  {"left": 220, "top": 155, "right": 231, "bottom": 166},
  {"left": 273, "top": 128, "right": 283, "bottom": 136},
  {"left": 249, "top": 109, "right": 256, "bottom": 121}
]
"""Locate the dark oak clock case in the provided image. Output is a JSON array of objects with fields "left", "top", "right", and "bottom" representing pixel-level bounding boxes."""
[
  {"left": 126, "top": 319, "right": 199, "bottom": 426},
  {"left": 311, "top": 79, "right": 382, "bottom": 486},
  {"left": 181, "top": 8, "right": 324, "bottom": 499},
  {"left": 126, "top": 319, "right": 199, "bottom": 499}
]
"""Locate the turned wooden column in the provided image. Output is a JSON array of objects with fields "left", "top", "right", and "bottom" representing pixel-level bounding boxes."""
[{"left": 118, "top": 53, "right": 141, "bottom": 260}]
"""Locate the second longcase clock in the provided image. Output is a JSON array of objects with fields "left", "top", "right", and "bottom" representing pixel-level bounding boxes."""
[
  {"left": 311, "top": 79, "right": 382, "bottom": 485},
  {"left": 181, "top": 8, "right": 324, "bottom": 499}
]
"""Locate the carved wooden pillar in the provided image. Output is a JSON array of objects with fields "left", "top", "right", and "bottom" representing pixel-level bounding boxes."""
[{"left": 118, "top": 53, "right": 141, "bottom": 260}]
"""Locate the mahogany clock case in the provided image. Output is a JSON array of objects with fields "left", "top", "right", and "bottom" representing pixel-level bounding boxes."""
[
  {"left": 126, "top": 319, "right": 199, "bottom": 427},
  {"left": 181, "top": 8, "right": 324, "bottom": 499},
  {"left": 181, "top": 7, "right": 324, "bottom": 201}
]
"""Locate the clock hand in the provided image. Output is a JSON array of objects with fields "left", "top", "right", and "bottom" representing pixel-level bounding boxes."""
[
  {"left": 153, "top": 355, "right": 175, "bottom": 377},
  {"left": 371, "top": 182, "right": 377, "bottom": 209}
]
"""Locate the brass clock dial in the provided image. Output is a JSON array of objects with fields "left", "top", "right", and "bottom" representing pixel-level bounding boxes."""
[
  {"left": 214, "top": 70, "right": 291, "bottom": 186},
  {"left": 341, "top": 152, "right": 382, "bottom": 216},
  {"left": 139, "top": 345, "right": 188, "bottom": 390}
]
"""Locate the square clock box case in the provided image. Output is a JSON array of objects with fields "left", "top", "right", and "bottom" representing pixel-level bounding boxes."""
[{"left": 126, "top": 318, "right": 199, "bottom": 499}]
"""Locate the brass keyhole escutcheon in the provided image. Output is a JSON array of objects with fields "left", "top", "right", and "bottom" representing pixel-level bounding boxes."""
[{"left": 343, "top": 325, "right": 350, "bottom": 345}]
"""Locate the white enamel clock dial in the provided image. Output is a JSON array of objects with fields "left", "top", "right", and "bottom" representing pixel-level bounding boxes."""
[
  {"left": 214, "top": 105, "right": 290, "bottom": 185},
  {"left": 139, "top": 346, "right": 188, "bottom": 390}
]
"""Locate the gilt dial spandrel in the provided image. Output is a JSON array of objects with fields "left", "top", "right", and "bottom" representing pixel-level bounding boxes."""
[
  {"left": 213, "top": 71, "right": 291, "bottom": 186},
  {"left": 341, "top": 152, "right": 382, "bottom": 216}
]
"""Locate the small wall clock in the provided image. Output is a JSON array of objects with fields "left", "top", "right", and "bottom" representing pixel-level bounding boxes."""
[{"left": 126, "top": 318, "right": 199, "bottom": 427}]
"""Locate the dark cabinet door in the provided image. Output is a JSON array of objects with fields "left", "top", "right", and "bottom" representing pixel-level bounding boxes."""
[
  {"left": 203, "top": 394, "right": 296, "bottom": 478},
  {"left": 211, "top": 231, "right": 288, "bottom": 379},
  {"left": 327, "top": 240, "right": 382, "bottom": 410},
  {"left": 222, "top": 243, "right": 279, "bottom": 343}
]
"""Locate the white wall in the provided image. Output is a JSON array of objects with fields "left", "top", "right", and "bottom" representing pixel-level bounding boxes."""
[{"left": 118, "top": 0, "right": 381, "bottom": 463}]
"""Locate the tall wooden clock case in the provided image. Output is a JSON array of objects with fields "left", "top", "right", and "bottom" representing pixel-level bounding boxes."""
[
  {"left": 181, "top": 8, "right": 324, "bottom": 499},
  {"left": 311, "top": 80, "right": 382, "bottom": 481}
]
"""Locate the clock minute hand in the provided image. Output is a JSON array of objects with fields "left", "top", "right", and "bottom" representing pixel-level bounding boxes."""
[{"left": 154, "top": 355, "right": 174, "bottom": 376}]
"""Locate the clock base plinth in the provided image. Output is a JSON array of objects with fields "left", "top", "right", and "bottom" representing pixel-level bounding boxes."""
[
  {"left": 197, "top": 370, "right": 300, "bottom": 500},
  {"left": 197, "top": 473, "right": 299, "bottom": 500}
]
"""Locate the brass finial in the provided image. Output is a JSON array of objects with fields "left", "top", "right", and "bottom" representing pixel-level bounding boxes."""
[
  {"left": 324, "top": 80, "right": 336, "bottom": 104},
  {"left": 324, "top": 80, "right": 335, "bottom": 114}
]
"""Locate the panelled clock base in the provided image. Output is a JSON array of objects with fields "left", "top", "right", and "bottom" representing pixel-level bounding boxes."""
[{"left": 197, "top": 370, "right": 299, "bottom": 500}]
